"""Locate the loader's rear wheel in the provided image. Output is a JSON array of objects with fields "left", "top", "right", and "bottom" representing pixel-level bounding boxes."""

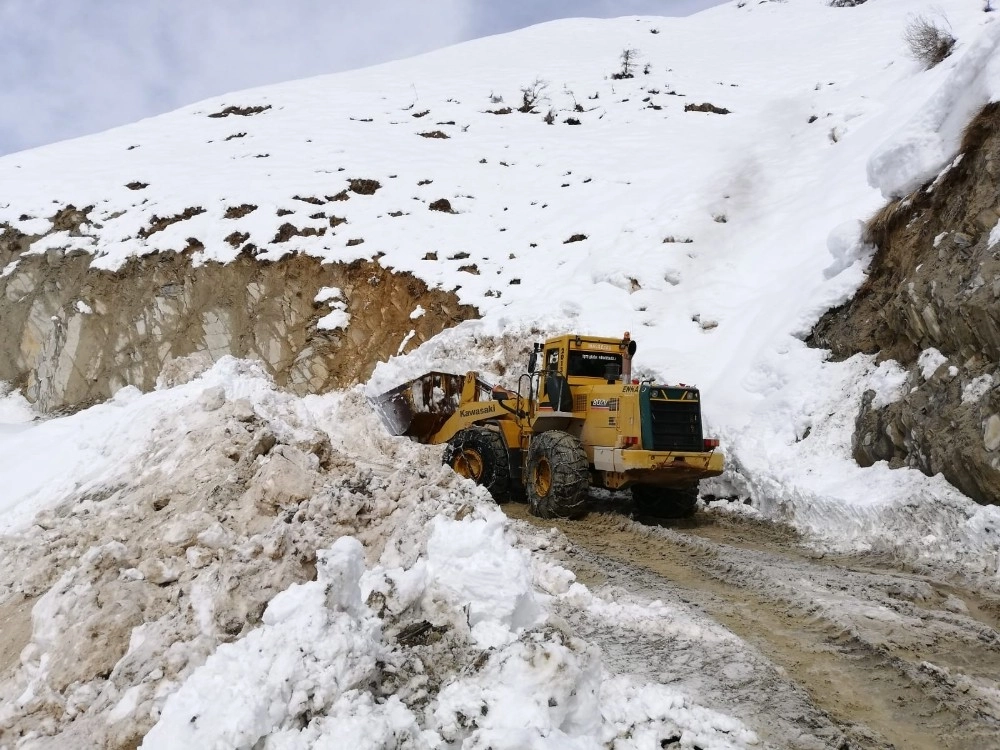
[
  {"left": 631, "top": 485, "right": 699, "bottom": 519},
  {"left": 444, "top": 427, "right": 512, "bottom": 503},
  {"left": 525, "top": 431, "right": 589, "bottom": 519}
]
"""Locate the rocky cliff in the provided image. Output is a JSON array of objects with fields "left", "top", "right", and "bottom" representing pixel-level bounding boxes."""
[
  {"left": 810, "top": 103, "right": 1000, "bottom": 505},
  {"left": 0, "top": 210, "right": 476, "bottom": 413}
]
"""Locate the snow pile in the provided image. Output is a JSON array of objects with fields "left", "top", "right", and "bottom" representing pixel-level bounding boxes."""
[
  {"left": 0, "top": 361, "right": 757, "bottom": 748},
  {"left": 868, "top": 20, "right": 1000, "bottom": 199},
  {"left": 141, "top": 537, "right": 390, "bottom": 749}
]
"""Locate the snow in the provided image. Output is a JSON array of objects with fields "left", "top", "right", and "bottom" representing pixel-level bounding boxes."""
[
  {"left": 314, "top": 286, "right": 351, "bottom": 330},
  {"left": 963, "top": 373, "right": 994, "bottom": 404},
  {"left": 4, "top": 0, "right": 1000, "bottom": 745},
  {"left": 868, "top": 20, "right": 1000, "bottom": 198},
  {"left": 868, "top": 358, "right": 909, "bottom": 409},
  {"left": 918, "top": 346, "right": 949, "bottom": 380},
  {"left": 424, "top": 514, "right": 543, "bottom": 647},
  {"left": 0, "top": 385, "right": 35, "bottom": 425}
]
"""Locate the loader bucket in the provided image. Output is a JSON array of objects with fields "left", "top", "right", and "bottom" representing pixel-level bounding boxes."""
[{"left": 372, "top": 371, "right": 465, "bottom": 443}]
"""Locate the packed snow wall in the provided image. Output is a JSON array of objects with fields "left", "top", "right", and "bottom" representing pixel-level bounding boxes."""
[
  {"left": 811, "top": 103, "right": 1000, "bottom": 506},
  {"left": 0, "top": 214, "right": 476, "bottom": 413}
]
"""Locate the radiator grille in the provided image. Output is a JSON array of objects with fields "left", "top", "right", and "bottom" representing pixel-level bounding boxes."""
[{"left": 648, "top": 400, "right": 703, "bottom": 452}]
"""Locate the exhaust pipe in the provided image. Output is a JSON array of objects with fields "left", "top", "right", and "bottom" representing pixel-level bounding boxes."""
[{"left": 622, "top": 331, "right": 633, "bottom": 383}]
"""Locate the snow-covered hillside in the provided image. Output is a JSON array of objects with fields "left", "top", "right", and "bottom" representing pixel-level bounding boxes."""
[{"left": 3, "top": 0, "right": 1000, "bottom": 747}]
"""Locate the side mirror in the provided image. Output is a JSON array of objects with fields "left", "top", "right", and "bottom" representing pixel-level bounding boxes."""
[
  {"left": 528, "top": 351, "right": 538, "bottom": 373},
  {"left": 627, "top": 340, "right": 637, "bottom": 357}
]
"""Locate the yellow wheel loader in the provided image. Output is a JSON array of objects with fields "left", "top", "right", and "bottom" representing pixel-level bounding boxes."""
[{"left": 374, "top": 333, "right": 723, "bottom": 519}]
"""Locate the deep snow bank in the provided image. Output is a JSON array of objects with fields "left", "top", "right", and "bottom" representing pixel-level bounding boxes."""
[{"left": 0, "top": 359, "right": 756, "bottom": 749}]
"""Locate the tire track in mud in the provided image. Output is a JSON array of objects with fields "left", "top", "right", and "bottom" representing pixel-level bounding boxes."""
[{"left": 506, "top": 503, "right": 1000, "bottom": 750}]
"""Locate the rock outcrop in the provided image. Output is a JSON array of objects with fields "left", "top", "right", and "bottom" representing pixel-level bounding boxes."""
[
  {"left": 1, "top": 218, "right": 476, "bottom": 413},
  {"left": 810, "top": 103, "right": 1000, "bottom": 505}
]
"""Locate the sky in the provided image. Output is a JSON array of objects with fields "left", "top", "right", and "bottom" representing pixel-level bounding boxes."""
[{"left": 0, "top": 0, "right": 725, "bottom": 156}]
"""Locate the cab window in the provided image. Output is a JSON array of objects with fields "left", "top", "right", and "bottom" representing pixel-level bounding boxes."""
[
  {"left": 567, "top": 350, "right": 622, "bottom": 378},
  {"left": 545, "top": 348, "right": 560, "bottom": 372}
]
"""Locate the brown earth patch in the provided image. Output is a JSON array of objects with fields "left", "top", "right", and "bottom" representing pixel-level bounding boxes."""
[
  {"left": 273, "top": 222, "right": 325, "bottom": 243},
  {"left": 207, "top": 104, "right": 272, "bottom": 118},
  {"left": 224, "top": 204, "right": 257, "bottom": 219},
  {"left": 139, "top": 207, "right": 206, "bottom": 239},
  {"left": 685, "top": 102, "right": 731, "bottom": 115},
  {"left": 429, "top": 199, "right": 455, "bottom": 213},
  {"left": 348, "top": 179, "right": 381, "bottom": 196}
]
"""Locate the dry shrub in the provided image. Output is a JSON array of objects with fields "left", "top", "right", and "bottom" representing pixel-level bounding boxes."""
[
  {"left": 904, "top": 15, "right": 956, "bottom": 69},
  {"left": 959, "top": 101, "right": 1000, "bottom": 155},
  {"left": 519, "top": 79, "right": 548, "bottom": 113},
  {"left": 863, "top": 198, "right": 910, "bottom": 249}
]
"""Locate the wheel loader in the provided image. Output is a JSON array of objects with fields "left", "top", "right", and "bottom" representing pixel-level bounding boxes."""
[{"left": 373, "top": 333, "right": 723, "bottom": 519}]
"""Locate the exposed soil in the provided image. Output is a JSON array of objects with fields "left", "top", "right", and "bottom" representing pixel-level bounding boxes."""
[
  {"left": 0, "top": 244, "right": 477, "bottom": 412},
  {"left": 507, "top": 501, "right": 1000, "bottom": 749}
]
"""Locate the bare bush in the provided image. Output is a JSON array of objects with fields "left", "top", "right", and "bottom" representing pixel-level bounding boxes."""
[
  {"left": 904, "top": 14, "right": 956, "bottom": 68},
  {"left": 519, "top": 78, "right": 548, "bottom": 113}
]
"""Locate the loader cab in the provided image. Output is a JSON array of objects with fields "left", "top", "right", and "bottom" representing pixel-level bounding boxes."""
[{"left": 531, "top": 334, "right": 635, "bottom": 411}]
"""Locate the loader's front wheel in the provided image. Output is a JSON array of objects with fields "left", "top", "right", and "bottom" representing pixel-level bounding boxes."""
[
  {"left": 526, "top": 431, "right": 589, "bottom": 519},
  {"left": 444, "top": 427, "right": 512, "bottom": 503},
  {"left": 631, "top": 485, "right": 699, "bottom": 519}
]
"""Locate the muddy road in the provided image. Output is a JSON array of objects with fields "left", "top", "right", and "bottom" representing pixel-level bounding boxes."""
[{"left": 505, "top": 501, "right": 1000, "bottom": 750}]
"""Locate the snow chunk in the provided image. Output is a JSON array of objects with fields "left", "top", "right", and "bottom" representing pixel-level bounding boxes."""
[
  {"left": 397, "top": 329, "right": 416, "bottom": 355},
  {"left": 313, "top": 286, "right": 342, "bottom": 304},
  {"left": 963, "top": 374, "right": 994, "bottom": 404},
  {"left": 317, "top": 310, "right": 350, "bottom": 330},
  {"left": 409, "top": 305, "right": 426, "bottom": 320},
  {"left": 314, "top": 286, "right": 351, "bottom": 331},
  {"left": 142, "top": 537, "right": 384, "bottom": 749},
  {"left": 823, "top": 220, "right": 869, "bottom": 278},
  {"left": 426, "top": 513, "right": 543, "bottom": 648},
  {"left": 74, "top": 300, "right": 93, "bottom": 314},
  {"left": 869, "top": 359, "right": 909, "bottom": 409},
  {"left": 868, "top": 23, "right": 1000, "bottom": 199},
  {"left": 990, "top": 218, "right": 1000, "bottom": 249},
  {"left": 918, "top": 347, "right": 948, "bottom": 380}
]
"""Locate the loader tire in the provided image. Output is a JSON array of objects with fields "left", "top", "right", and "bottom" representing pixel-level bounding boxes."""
[
  {"left": 444, "top": 427, "right": 513, "bottom": 503},
  {"left": 525, "top": 431, "right": 589, "bottom": 519},
  {"left": 631, "top": 485, "right": 699, "bottom": 519}
]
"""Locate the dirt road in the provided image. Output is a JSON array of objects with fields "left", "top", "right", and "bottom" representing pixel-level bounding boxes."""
[{"left": 505, "top": 501, "right": 1000, "bottom": 750}]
